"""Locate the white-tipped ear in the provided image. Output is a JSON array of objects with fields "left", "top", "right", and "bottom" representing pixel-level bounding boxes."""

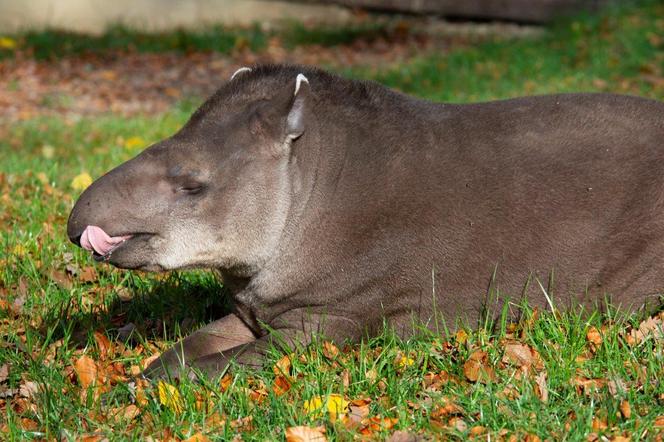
[
  {"left": 287, "top": 73, "right": 310, "bottom": 139},
  {"left": 230, "top": 67, "right": 252, "bottom": 81},
  {"left": 294, "top": 73, "right": 309, "bottom": 96}
]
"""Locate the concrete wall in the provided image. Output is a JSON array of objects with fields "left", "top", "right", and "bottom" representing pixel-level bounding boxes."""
[{"left": 0, "top": 0, "right": 351, "bottom": 34}]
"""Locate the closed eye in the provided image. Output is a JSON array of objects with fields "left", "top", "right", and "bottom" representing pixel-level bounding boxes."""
[{"left": 177, "top": 183, "right": 205, "bottom": 195}]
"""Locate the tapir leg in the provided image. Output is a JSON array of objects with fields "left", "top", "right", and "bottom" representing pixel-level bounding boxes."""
[{"left": 143, "top": 313, "right": 256, "bottom": 379}]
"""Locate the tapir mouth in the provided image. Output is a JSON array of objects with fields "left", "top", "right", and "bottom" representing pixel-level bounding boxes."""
[{"left": 79, "top": 225, "right": 133, "bottom": 260}]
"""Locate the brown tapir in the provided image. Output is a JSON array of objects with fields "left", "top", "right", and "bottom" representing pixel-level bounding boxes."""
[{"left": 67, "top": 64, "right": 664, "bottom": 379}]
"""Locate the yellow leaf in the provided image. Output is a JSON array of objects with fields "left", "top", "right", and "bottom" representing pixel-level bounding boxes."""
[
  {"left": 0, "top": 37, "right": 17, "bottom": 49},
  {"left": 124, "top": 136, "right": 146, "bottom": 150},
  {"left": 71, "top": 172, "right": 93, "bottom": 192},
  {"left": 11, "top": 244, "right": 26, "bottom": 257},
  {"left": 396, "top": 354, "right": 415, "bottom": 368},
  {"left": 157, "top": 381, "right": 184, "bottom": 414},
  {"left": 304, "top": 394, "right": 349, "bottom": 422}
]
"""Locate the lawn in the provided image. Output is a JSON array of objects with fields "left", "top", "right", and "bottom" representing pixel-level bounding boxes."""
[{"left": 1, "top": 1, "right": 664, "bottom": 440}]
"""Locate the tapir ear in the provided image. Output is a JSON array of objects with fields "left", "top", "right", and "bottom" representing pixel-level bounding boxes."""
[
  {"left": 230, "top": 67, "right": 252, "bottom": 80},
  {"left": 254, "top": 73, "right": 311, "bottom": 153},
  {"left": 286, "top": 74, "right": 310, "bottom": 140}
]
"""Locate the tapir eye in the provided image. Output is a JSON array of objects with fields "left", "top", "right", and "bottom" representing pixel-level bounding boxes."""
[{"left": 176, "top": 182, "right": 205, "bottom": 195}]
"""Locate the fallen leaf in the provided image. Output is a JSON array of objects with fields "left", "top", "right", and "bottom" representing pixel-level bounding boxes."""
[
  {"left": 182, "top": 433, "right": 211, "bottom": 442},
  {"left": 449, "top": 417, "right": 467, "bottom": 432},
  {"left": 592, "top": 416, "right": 608, "bottom": 432},
  {"left": 19, "top": 381, "right": 39, "bottom": 399},
  {"left": 110, "top": 404, "right": 140, "bottom": 421},
  {"left": 0, "top": 364, "right": 8, "bottom": 383},
  {"left": 386, "top": 431, "right": 422, "bottom": 442},
  {"left": 74, "top": 356, "right": 98, "bottom": 390},
  {"left": 124, "top": 136, "right": 146, "bottom": 150},
  {"left": 285, "top": 426, "right": 327, "bottom": 442},
  {"left": 273, "top": 354, "right": 292, "bottom": 377},
  {"left": 620, "top": 400, "right": 631, "bottom": 419},
  {"left": 587, "top": 326, "right": 602, "bottom": 347},
  {"left": 230, "top": 415, "right": 254, "bottom": 432},
  {"left": 503, "top": 342, "right": 533, "bottom": 369},
  {"left": 608, "top": 377, "right": 627, "bottom": 396},
  {"left": 272, "top": 375, "right": 291, "bottom": 396},
  {"left": 534, "top": 371, "right": 548, "bottom": 402},
  {"left": 322, "top": 341, "right": 340, "bottom": 360},
  {"left": 0, "top": 37, "right": 17, "bottom": 49},
  {"left": 654, "top": 415, "right": 664, "bottom": 428},
  {"left": 463, "top": 350, "right": 496, "bottom": 383},
  {"left": 79, "top": 266, "right": 97, "bottom": 283},
  {"left": 304, "top": 394, "right": 349, "bottom": 422},
  {"left": 93, "top": 331, "right": 112, "bottom": 360},
  {"left": 71, "top": 172, "right": 93, "bottom": 192},
  {"left": 157, "top": 381, "right": 184, "bottom": 414}
]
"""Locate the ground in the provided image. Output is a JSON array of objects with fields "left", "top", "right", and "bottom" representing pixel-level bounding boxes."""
[{"left": 1, "top": 1, "right": 664, "bottom": 441}]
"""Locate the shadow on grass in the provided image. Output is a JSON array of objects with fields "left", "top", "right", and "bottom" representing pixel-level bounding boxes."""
[{"left": 40, "top": 270, "right": 233, "bottom": 349}]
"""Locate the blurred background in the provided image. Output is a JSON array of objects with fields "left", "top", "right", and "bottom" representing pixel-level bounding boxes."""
[{"left": 1, "top": 0, "right": 661, "bottom": 122}]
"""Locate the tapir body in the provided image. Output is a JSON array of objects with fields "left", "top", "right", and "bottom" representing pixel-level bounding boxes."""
[{"left": 68, "top": 65, "right": 664, "bottom": 378}]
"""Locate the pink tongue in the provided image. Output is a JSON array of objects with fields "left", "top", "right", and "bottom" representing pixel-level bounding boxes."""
[{"left": 80, "top": 225, "right": 131, "bottom": 256}]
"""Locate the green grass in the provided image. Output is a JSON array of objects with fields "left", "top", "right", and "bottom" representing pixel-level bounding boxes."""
[
  {"left": 0, "top": 21, "right": 391, "bottom": 61},
  {"left": 350, "top": 0, "right": 664, "bottom": 102},
  {"left": 0, "top": 25, "right": 268, "bottom": 60},
  {"left": 2, "top": 1, "right": 664, "bottom": 440}
]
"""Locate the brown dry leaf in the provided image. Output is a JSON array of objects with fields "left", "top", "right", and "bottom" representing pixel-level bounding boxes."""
[
  {"left": 470, "top": 426, "right": 487, "bottom": 436},
  {"left": 141, "top": 353, "right": 160, "bottom": 370},
  {"left": 587, "top": 326, "right": 603, "bottom": 349},
  {"left": 463, "top": 350, "right": 497, "bottom": 383},
  {"left": 20, "top": 418, "right": 38, "bottom": 431},
  {"left": 654, "top": 415, "right": 664, "bottom": 428},
  {"left": 591, "top": 416, "right": 608, "bottom": 432},
  {"left": 230, "top": 416, "right": 254, "bottom": 432},
  {"left": 619, "top": 400, "right": 631, "bottom": 419},
  {"left": 430, "top": 398, "right": 464, "bottom": 420},
  {"left": 346, "top": 398, "right": 371, "bottom": 425},
  {"left": 19, "top": 381, "right": 39, "bottom": 399},
  {"left": 574, "top": 377, "right": 605, "bottom": 395},
  {"left": 359, "top": 416, "right": 399, "bottom": 435},
  {"left": 0, "top": 364, "right": 8, "bottom": 383},
  {"left": 629, "top": 316, "right": 663, "bottom": 344},
  {"left": 110, "top": 404, "right": 140, "bottom": 421},
  {"left": 503, "top": 342, "right": 533, "bottom": 367},
  {"left": 219, "top": 373, "right": 233, "bottom": 392},
  {"left": 182, "top": 433, "right": 211, "bottom": 442},
  {"left": 386, "top": 431, "right": 421, "bottom": 442},
  {"left": 608, "top": 378, "right": 627, "bottom": 396},
  {"left": 534, "top": 371, "right": 548, "bottom": 403},
  {"left": 611, "top": 436, "right": 630, "bottom": 442},
  {"left": 74, "top": 355, "right": 99, "bottom": 389},
  {"left": 77, "top": 434, "right": 108, "bottom": 442},
  {"left": 272, "top": 375, "right": 291, "bottom": 396},
  {"left": 273, "top": 354, "right": 292, "bottom": 377},
  {"left": 205, "top": 412, "right": 226, "bottom": 430},
  {"left": 322, "top": 341, "right": 340, "bottom": 360},
  {"left": 93, "top": 331, "right": 112, "bottom": 360},
  {"left": 79, "top": 266, "right": 97, "bottom": 283},
  {"left": 449, "top": 417, "right": 468, "bottom": 432},
  {"left": 341, "top": 369, "right": 350, "bottom": 388},
  {"left": 285, "top": 425, "right": 328, "bottom": 442}
]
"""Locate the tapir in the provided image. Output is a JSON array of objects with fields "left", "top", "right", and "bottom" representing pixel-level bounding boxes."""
[{"left": 67, "top": 64, "right": 664, "bottom": 379}]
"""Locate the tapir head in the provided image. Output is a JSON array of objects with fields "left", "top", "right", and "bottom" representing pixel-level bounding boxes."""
[{"left": 67, "top": 67, "right": 312, "bottom": 273}]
